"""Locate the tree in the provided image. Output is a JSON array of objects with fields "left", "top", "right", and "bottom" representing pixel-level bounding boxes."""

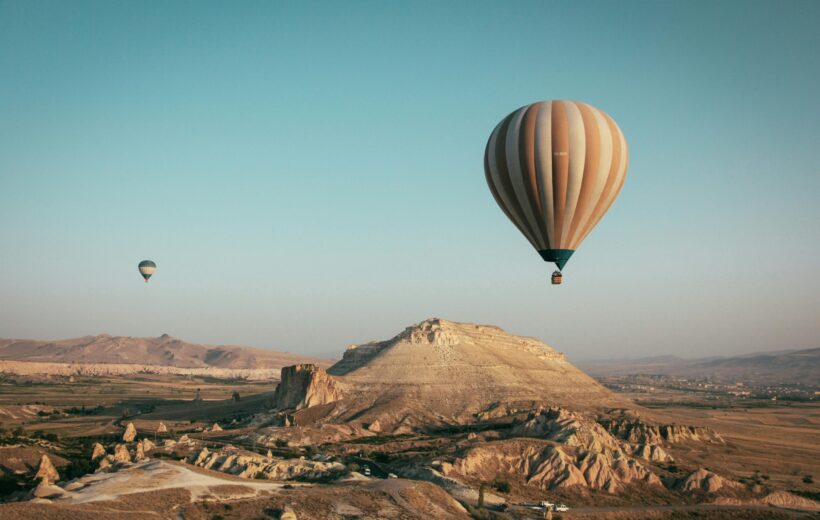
[
  {"left": 478, "top": 482, "right": 485, "bottom": 508},
  {"left": 232, "top": 391, "right": 241, "bottom": 402}
]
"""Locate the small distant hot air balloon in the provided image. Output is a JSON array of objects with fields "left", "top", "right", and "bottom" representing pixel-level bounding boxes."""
[
  {"left": 138, "top": 260, "right": 156, "bottom": 283},
  {"left": 484, "top": 100, "right": 628, "bottom": 284}
]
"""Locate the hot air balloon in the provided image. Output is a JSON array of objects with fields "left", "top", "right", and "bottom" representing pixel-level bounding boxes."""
[
  {"left": 484, "top": 100, "right": 628, "bottom": 284},
  {"left": 138, "top": 260, "right": 156, "bottom": 283}
]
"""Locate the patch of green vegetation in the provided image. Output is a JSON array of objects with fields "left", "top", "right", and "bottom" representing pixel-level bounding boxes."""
[{"left": 493, "top": 480, "right": 510, "bottom": 493}]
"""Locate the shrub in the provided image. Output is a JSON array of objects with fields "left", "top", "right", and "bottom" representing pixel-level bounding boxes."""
[
  {"left": 494, "top": 480, "right": 511, "bottom": 493},
  {"left": 803, "top": 475, "right": 814, "bottom": 484}
]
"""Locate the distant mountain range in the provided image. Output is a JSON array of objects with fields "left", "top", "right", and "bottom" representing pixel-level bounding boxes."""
[
  {"left": 0, "top": 334, "right": 330, "bottom": 370},
  {"left": 577, "top": 348, "right": 820, "bottom": 386}
]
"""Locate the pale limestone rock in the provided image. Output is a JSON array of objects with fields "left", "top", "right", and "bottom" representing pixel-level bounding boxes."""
[
  {"left": 122, "top": 422, "right": 137, "bottom": 442},
  {"left": 211, "top": 422, "right": 223, "bottom": 432},
  {"left": 113, "top": 444, "right": 131, "bottom": 464},
  {"left": 273, "top": 364, "right": 343, "bottom": 411},
  {"left": 32, "top": 480, "right": 65, "bottom": 499},
  {"left": 192, "top": 447, "right": 210, "bottom": 465},
  {"left": 97, "top": 456, "right": 113, "bottom": 471},
  {"left": 135, "top": 440, "right": 146, "bottom": 461},
  {"left": 91, "top": 442, "right": 106, "bottom": 461},
  {"left": 157, "top": 422, "right": 168, "bottom": 433},
  {"left": 280, "top": 507, "right": 298, "bottom": 520},
  {"left": 35, "top": 454, "right": 60, "bottom": 483},
  {"left": 63, "top": 480, "right": 86, "bottom": 491},
  {"left": 675, "top": 468, "right": 742, "bottom": 494},
  {"left": 141, "top": 438, "right": 155, "bottom": 452}
]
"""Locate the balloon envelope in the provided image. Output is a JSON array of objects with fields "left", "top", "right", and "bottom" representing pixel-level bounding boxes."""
[
  {"left": 484, "top": 100, "right": 628, "bottom": 270},
  {"left": 138, "top": 260, "right": 156, "bottom": 282}
]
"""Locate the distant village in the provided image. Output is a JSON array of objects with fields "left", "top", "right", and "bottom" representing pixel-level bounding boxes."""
[{"left": 599, "top": 374, "right": 818, "bottom": 404}]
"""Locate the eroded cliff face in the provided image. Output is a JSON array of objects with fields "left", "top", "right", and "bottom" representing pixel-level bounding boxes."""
[
  {"left": 187, "top": 446, "right": 345, "bottom": 481},
  {"left": 446, "top": 439, "right": 660, "bottom": 493},
  {"left": 272, "top": 364, "right": 343, "bottom": 411},
  {"left": 599, "top": 418, "right": 724, "bottom": 445}
]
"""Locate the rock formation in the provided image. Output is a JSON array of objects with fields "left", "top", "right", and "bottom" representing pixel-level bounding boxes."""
[
  {"left": 113, "top": 444, "right": 131, "bottom": 464},
  {"left": 600, "top": 418, "right": 724, "bottom": 445},
  {"left": 32, "top": 479, "right": 65, "bottom": 499},
  {"left": 448, "top": 439, "right": 659, "bottom": 493},
  {"left": 90, "top": 443, "right": 106, "bottom": 461},
  {"left": 210, "top": 422, "right": 223, "bottom": 432},
  {"left": 34, "top": 454, "right": 59, "bottom": 483},
  {"left": 135, "top": 441, "right": 146, "bottom": 461},
  {"left": 674, "top": 468, "right": 743, "bottom": 494},
  {"left": 187, "top": 446, "right": 345, "bottom": 482},
  {"left": 309, "top": 319, "right": 633, "bottom": 433},
  {"left": 157, "top": 422, "right": 168, "bottom": 433},
  {"left": 122, "top": 422, "right": 137, "bottom": 442},
  {"left": 273, "top": 364, "right": 343, "bottom": 410},
  {"left": 280, "top": 507, "right": 298, "bottom": 520}
]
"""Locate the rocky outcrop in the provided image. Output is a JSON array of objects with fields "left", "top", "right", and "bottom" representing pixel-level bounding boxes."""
[
  {"left": 113, "top": 444, "right": 131, "bottom": 464},
  {"left": 122, "top": 422, "right": 137, "bottom": 442},
  {"left": 448, "top": 440, "right": 659, "bottom": 493},
  {"left": 600, "top": 418, "right": 723, "bottom": 445},
  {"left": 187, "top": 447, "right": 345, "bottom": 482},
  {"left": 35, "top": 454, "right": 60, "bottom": 483},
  {"left": 134, "top": 441, "right": 146, "bottom": 461},
  {"left": 91, "top": 443, "right": 106, "bottom": 461},
  {"left": 32, "top": 479, "right": 66, "bottom": 499},
  {"left": 280, "top": 507, "right": 298, "bottom": 520},
  {"left": 633, "top": 443, "right": 672, "bottom": 462},
  {"left": 157, "top": 422, "right": 168, "bottom": 433},
  {"left": 512, "top": 408, "right": 623, "bottom": 453},
  {"left": 674, "top": 468, "right": 742, "bottom": 494},
  {"left": 210, "top": 423, "right": 223, "bottom": 432},
  {"left": 273, "top": 364, "right": 343, "bottom": 411},
  {"left": 397, "top": 319, "right": 463, "bottom": 347}
]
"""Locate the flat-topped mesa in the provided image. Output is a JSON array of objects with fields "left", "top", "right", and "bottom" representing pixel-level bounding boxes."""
[{"left": 273, "top": 364, "right": 343, "bottom": 411}]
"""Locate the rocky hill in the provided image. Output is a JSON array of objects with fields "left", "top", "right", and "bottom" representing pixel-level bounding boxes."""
[
  {"left": 266, "top": 318, "right": 635, "bottom": 434},
  {"left": 0, "top": 334, "right": 329, "bottom": 370}
]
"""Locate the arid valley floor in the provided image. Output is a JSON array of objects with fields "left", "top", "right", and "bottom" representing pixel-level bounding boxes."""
[{"left": 0, "top": 319, "right": 817, "bottom": 519}]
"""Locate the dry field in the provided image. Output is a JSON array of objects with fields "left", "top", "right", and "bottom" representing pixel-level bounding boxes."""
[{"left": 0, "top": 373, "right": 274, "bottom": 438}]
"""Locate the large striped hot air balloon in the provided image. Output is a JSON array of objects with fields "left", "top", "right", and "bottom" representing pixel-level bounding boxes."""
[
  {"left": 484, "top": 100, "right": 628, "bottom": 283},
  {"left": 138, "top": 260, "right": 156, "bottom": 283}
]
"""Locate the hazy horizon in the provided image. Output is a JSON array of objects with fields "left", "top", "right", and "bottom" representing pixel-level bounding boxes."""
[{"left": 2, "top": 1, "right": 819, "bottom": 360}]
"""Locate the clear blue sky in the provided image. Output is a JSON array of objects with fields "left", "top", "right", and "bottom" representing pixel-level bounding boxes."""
[{"left": 1, "top": 0, "right": 818, "bottom": 360}]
